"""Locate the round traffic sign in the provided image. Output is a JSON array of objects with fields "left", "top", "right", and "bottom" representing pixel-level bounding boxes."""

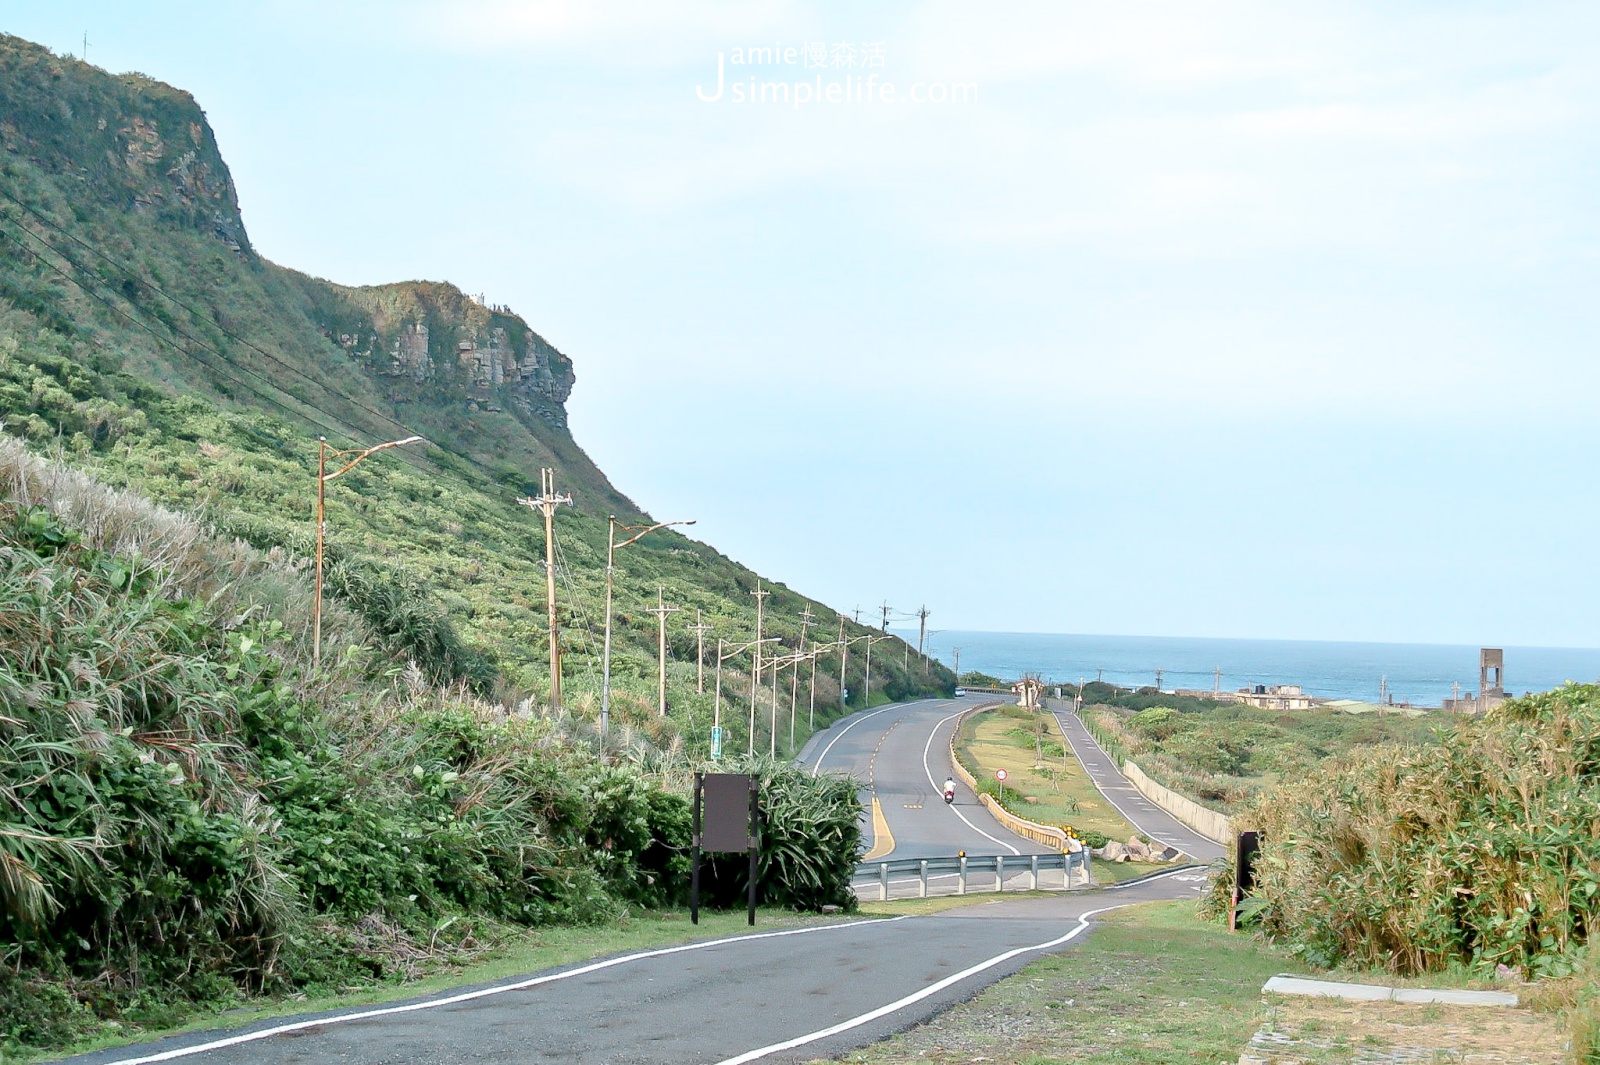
[{"left": 996, "top": 769, "right": 1009, "bottom": 781}]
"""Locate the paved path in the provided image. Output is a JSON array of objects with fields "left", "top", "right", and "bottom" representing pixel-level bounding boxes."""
[
  {"left": 69, "top": 874, "right": 1208, "bottom": 1065},
  {"left": 1052, "top": 708, "right": 1228, "bottom": 863}
]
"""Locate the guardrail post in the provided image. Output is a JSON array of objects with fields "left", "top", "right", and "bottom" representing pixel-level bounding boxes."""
[
  {"left": 879, "top": 862, "right": 889, "bottom": 902},
  {"left": 919, "top": 859, "right": 928, "bottom": 898},
  {"left": 958, "top": 855, "right": 967, "bottom": 895},
  {"left": 996, "top": 855, "right": 1005, "bottom": 892},
  {"left": 1030, "top": 853, "right": 1039, "bottom": 890}
]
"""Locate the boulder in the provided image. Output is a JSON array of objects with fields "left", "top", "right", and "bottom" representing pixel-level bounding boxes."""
[
  {"left": 1101, "top": 840, "right": 1129, "bottom": 862},
  {"left": 1158, "top": 846, "right": 1182, "bottom": 862},
  {"left": 1125, "top": 836, "right": 1152, "bottom": 861}
]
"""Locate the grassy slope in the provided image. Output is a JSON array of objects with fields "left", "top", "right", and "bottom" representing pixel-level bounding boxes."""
[{"left": 0, "top": 32, "right": 950, "bottom": 753}]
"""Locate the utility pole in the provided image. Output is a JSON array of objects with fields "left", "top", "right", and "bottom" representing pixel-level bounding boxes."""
[
  {"left": 1214, "top": 667, "right": 1222, "bottom": 698},
  {"left": 807, "top": 647, "right": 819, "bottom": 731},
  {"left": 865, "top": 635, "right": 884, "bottom": 709},
  {"left": 688, "top": 609, "right": 713, "bottom": 694},
  {"left": 82, "top": 31, "right": 89, "bottom": 62},
  {"left": 837, "top": 616, "right": 850, "bottom": 706},
  {"left": 952, "top": 646, "right": 961, "bottom": 683},
  {"left": 750, "top": 583, "right": 770, "bottom": 744},
  {"left": 518, "top": 468, "right": 572, "bottom": 713},
  {"left": 1096, "top": 668, "right": 1104, "bottom": 684},
  {"left": 648, "top": 586, "right": 682, "bottom": 716},
  {"left": 916, "top": 606, "right": 930, "bottom": 658},
  {"left": 853, "top": 606, "right": 862, "bottom": 624},
  {"left": 880, "top": 601, "right": 892, "bottom": 633},
  {"left": 789, "top": 607, "right": 815, "bottom": 744},
  {"left": 1154, "top": 668, "right": 1163, "bottom": 692},
  {"left": 1076, "top": 677, "right": 1085, "bottom": 712}
]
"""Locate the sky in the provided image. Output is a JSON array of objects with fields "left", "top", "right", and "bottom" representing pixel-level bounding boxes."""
[{"left": 4, "top": 1, "right": 1598, "bottom": 647}]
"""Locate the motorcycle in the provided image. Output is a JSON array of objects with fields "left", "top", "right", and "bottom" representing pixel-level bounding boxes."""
[{"left": 942, "top": 782, "right": 956, "bottom": 804}]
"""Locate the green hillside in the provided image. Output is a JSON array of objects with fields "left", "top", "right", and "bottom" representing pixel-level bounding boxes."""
[{"left": 0, "top": 31, "right": 951, "bottom": 755}]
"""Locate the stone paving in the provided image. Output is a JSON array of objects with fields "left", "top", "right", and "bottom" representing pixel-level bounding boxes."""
[{"left": 1236, "top": 997, "right": 1568, "bottom": 1064}]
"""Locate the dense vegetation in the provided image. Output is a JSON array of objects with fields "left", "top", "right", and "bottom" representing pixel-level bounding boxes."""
[
  {"left": 1081, "top": 696, "right": 1443, "bottom": 811},
  {"left": 1211, "top": 685, "right": 1600, "bottom": 1057},
  {"left": 0, "top": 444, "right": 863, "bottom": 1053}
]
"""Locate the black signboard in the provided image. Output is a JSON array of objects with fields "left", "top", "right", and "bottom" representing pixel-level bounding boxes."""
[{"left": 691, "top": 772, "right": 760, "bottom": 926}]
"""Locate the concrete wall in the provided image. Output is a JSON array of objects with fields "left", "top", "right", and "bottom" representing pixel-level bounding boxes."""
[{"left": 1119, "top": 760, "right": 1233, "bottom": 844}]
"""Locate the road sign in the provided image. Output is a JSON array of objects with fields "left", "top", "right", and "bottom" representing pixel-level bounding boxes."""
[
  {"left": 995, "top": 769, "right": 1009, "bottom": 781},
  {"left": 710, "top": 725, "right": 724, "bottom": 760}
]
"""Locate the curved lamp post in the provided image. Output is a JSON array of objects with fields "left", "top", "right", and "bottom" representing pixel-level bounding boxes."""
[
  {"left": 602, "top": 516, "right": 695, "bottom": 736},
  {"left": 313, "top": 434, "right": 423, "bottom": 670}
]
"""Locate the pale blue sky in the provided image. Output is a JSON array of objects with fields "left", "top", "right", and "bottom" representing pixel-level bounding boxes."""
[{"left": 5, "top": 2, "right": 1597, "bottom": 646}]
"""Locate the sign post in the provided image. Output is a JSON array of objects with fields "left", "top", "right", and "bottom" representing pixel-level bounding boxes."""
[
  {"left": 692, "top": 772, "right": 760, "bottom": 926},
  {"left": 996, "top": 767, "right": 1008, "bottom": 805}
]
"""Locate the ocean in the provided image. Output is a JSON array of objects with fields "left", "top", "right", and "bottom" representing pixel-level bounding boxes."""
[{"left": 903, "top": 630, "right": 1600, "bottom": 707}]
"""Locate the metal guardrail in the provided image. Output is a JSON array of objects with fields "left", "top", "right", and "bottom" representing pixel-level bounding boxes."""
[{"left": 851, "top": 852, "right": 1091, "bottom": 901}]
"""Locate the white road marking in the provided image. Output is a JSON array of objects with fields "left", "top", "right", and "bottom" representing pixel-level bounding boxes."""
[
  {"left": 922, "top": 710, "right": 1021, "bottom": 855},
  {"left": 810, "top": 702, "right": 926, "bottom": 776},
  {"left": 710, "top": 874, "right": 1198, "bottom": 1065},
  {"left": 97, "top": 917, "right": 910, "bottom": 1065},
  {"left": 1052, "top": 710, "right": 1188, "bottom": 852}
]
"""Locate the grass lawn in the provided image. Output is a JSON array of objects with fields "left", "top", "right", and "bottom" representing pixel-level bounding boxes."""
[
  {"left": 831, "top": 899, "right": 1314, "bottom": 1065},
  {"left": 957, "top": 706, "right": 1177, "bottom": 881}
]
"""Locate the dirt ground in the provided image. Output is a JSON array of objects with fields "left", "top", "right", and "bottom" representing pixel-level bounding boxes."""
[{"left": 1239, "top": 996, "right": 1569, "bottom": 1064}]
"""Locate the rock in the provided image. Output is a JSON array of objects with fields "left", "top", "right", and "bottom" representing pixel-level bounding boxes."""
[
  {"left": 1101, "top": 840, "right": 1129, "bottom": 862},
  {"left": 1158, "top": 846, "right": 1182, "bottom": 861},
  {"left": 821, "top": 904, "right": 841, "bottom": 915},
  {"left": 1125, "top": 836, "right": 1151, "bottom": 860}
]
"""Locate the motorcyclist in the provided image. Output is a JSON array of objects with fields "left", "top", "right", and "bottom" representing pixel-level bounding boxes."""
[{"left": 943, "top": 777, "right": 956, "bottom": 804}]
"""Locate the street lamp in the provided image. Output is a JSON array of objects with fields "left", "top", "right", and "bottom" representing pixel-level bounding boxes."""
[
  {"left": 313, "top": 434, "right": 423, "bottom": 670},
  {"left": 602, "top": 516, "right": 695, "bottom": 736}
]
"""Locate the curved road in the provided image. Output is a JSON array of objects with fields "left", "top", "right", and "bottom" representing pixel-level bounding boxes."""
[
  {"left": 70, "top": 697, "right": 1215, "bottom": 1065},
  {"left": 797, "top": 694, "right": 1055, "bottom": 859}
]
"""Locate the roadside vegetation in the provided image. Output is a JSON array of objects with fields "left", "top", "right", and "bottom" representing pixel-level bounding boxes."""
[
  {"left": 952, "top": 704, "right": 1159, "bottom": 882},
  {"left": 1210, "top": 683, "right": 1600, "bottom": 1061},
  {"left": 1079, "top": 695, "right": 1443, "bottom": 811},
  {"left": 0, "top": 444, "right": 861, "bottom": 1057}
]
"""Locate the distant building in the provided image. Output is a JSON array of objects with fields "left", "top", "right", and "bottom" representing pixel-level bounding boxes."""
[{"left": 1233, "top": 684, "right": 1314, "bottom": 711}]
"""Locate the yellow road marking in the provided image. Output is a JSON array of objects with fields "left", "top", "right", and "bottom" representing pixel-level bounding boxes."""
[{"left": 862, "top": 796, "right": 895, "bottom": 860}]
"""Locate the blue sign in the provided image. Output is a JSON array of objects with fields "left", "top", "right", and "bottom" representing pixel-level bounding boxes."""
[{"left": 710, "top": 725, "right": 724, "bottom": 760}]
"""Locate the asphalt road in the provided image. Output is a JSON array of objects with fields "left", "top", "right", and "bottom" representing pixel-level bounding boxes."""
[
  {"left": 796, "top": 694, "right": 1056, "bottom": 859},
  {"left": 70, "top": 873, "right": 1208, "bottom": 1065},
  {"left": 69, "top": 697, "right": 1213, "bottom": 1065}
]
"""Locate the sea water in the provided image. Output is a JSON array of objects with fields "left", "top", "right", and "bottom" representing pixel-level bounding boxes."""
[{"left": 908, "top": 630, "right": 1600, "bottom": 707}]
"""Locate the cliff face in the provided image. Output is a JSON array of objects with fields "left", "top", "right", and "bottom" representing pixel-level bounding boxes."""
[{"left": 0, "top": 33, "right": 623, "bottom": 512}]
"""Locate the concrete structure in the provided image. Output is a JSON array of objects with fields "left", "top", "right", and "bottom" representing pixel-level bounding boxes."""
[
  {"left": 1441, "top": 648, "right": 1511, "bottom": 714},
  {"left": 1233, "top": 683, "right": 1313, "bottom": 710}
]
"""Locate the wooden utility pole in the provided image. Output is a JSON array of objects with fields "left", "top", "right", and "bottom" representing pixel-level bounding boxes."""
[
  {"left": 880, "top": 601, "right": 892, "bottom": 633},
  {"left": 1213, "top": 667, "right": 1222, "bottom": 697},
  {"left": 1154, "top": 668, "right": 1163, "bottom": 692},
  {"left": 749, "top": 583, "right": 770, "bottom": 753},
  {"left": 916, "top": 605, "right": 930, "bottom": 656},
  {"left": 952, "top": 646, "right": 961, "bottom": 683},
  {"left": 688, "top": 609, "right": 713, "bottom": 694},
  {"left": 790, "top": 607, "right": 815, "bottom": 744},
  {"left": 837, "top": 616, "right": 849, "bottom": 706},
  {"left": 517, "top": 468, "right": 572, "bottom": 712},
  {"left": 649, "top": 586, "right": 682, "bottom": 716}
]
